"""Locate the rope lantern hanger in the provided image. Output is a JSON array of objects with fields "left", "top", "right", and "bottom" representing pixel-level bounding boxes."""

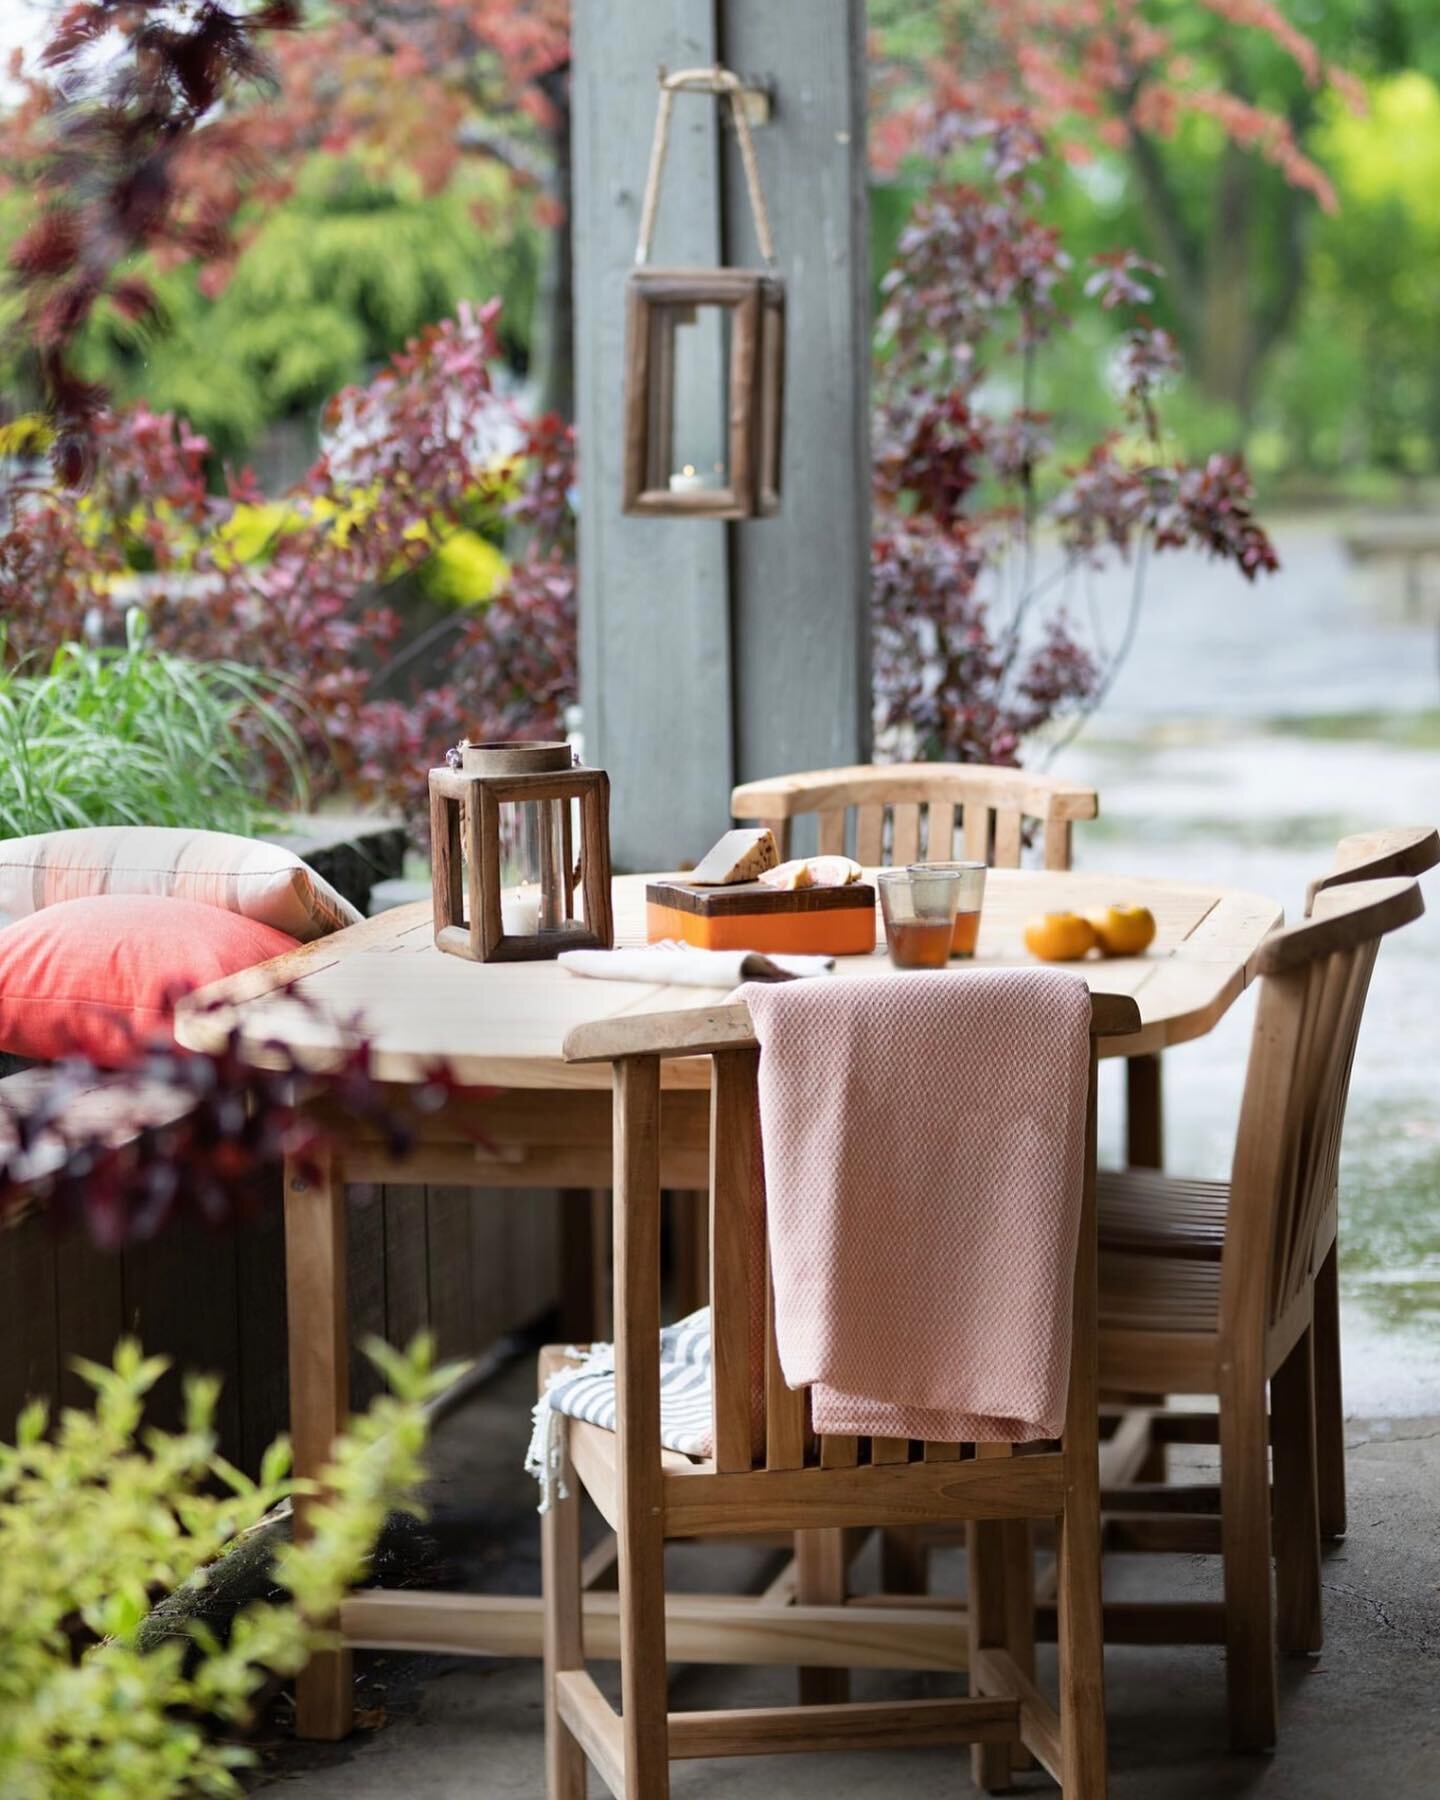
[{"left": 621, "top": 65, "right": 785, "bottom": 521}]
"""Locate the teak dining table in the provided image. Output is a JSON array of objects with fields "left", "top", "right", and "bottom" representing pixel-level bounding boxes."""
[{"left": 175, "top": 867, "right": 1283, "bottom": 1740}]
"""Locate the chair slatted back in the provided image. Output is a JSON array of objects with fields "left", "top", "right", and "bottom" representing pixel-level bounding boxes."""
[
  {"left": 731, "top": 763, "right": 1098, "bottom": 871},
  {"left": 1304, "top": 825, "right": 1439, "bottom": 916},
  {"left": 1223, "top": 877, "right": 1423, "bottom": 1348}
]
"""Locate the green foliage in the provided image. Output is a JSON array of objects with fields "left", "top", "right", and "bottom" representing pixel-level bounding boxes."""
[
  {"left": 38, "top": 157, "right": 541, "bottom": 462},
  {"left": 1256, "top": 72, "right": 1440, "bottom": 476},
  {"left": 0, "top": 612, "right": 308, "bottom": 837},
  {"left": 415, "top": 526, "right": 510, "bottom": 607},
  {"left": 0, "top": 1333, "right": 459, "bottom": 1800}
]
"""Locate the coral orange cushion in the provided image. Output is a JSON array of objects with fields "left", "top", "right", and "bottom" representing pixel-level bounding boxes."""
[{"left": 0, "top": 894, "right": 300, "bottom": 1069}]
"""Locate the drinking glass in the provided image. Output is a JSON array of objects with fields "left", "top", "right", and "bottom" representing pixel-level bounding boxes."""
[
  {"left": 914, "top": 861, "right": 987, "bottom": 958},
  {"left": 878, "top": 868, "right": 961, "bottom": 970}
]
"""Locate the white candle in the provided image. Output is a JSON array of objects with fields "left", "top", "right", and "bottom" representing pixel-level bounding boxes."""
[
  {"left": 669, "top": 463, "right": 706, "bottom": 494},
  {"left": 501, "top": 883, "right": 541, "bottom": 936}
]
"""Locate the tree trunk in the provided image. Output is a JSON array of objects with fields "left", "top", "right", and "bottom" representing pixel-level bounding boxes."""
[
  {"left": 1194, "top": 140, "right": 1258, "bottom": 430},
  {"left": 532, "top": 65, "right": 575, "bottom": 422}
]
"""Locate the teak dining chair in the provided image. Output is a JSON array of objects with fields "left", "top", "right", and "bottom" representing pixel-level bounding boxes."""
[
  {"left": 542, "top": 988, "right": 1141, "bottom": 1800},
  {"left": 730, "top": 761, "right": 1099, "bottom": 872},
  {"left": 1097, "top": 825, "right": 1438, "bottom": 1541},
  {"left": 1091, "top": 875, "right": 1425, "bottom": 1752}
]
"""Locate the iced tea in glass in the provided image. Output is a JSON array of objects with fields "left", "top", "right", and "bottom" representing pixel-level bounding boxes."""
[
  {"left": 914, "top": 861, "right": 987, "bottom": 957},
  {"left": 878, "top": 868, "right": 962, "bottom": 970}
]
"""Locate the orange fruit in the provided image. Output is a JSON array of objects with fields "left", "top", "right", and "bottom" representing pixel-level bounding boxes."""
[
  {"left": 1085, "top": 904, "right": 1157, "bottom": 957},
  {"left": 1023, "top": 911, "right": 1098, "bottom": 962}
]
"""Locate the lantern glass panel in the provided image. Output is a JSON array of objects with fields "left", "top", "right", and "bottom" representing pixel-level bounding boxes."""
[
  {"left": 645, "top": 300, "right": 732, "bottom": 495},
  {"left": 496, "top": 796, "right": 572, "bottom": 935}
]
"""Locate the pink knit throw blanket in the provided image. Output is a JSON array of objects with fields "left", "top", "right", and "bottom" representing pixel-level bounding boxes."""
[{"left": 741, "top": 968, "right": 1092, "bottom": 1443}]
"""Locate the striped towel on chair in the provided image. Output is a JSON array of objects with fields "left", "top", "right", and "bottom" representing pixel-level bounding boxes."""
[{"left": 526, "top": 1308, "right": 714, "bottom": 1511}]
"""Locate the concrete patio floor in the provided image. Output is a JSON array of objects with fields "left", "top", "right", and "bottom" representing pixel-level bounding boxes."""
[{"left": 249, "top": 1356, "right": 1440, "bottom": 1798}]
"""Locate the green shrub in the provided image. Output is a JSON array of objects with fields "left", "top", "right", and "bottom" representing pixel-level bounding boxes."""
[
  {"left": 0, "top": 613, "right": 308, "bottom": 837},
  {"left": 0, "top": 1334, "right": 457, "bottom": 1800}
]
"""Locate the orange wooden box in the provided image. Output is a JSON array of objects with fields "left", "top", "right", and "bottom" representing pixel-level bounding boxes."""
[{"left": 645, "top": 880, "right": 877, "bottom": 956}]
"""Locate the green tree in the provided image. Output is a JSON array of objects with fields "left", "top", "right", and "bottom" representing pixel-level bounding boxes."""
[
  {"left": 871, "top": 0, "right": 1440, "bottom": 431},
  {"left": 1259, "top": 71, "right": 1440, "bottom": 474},
  {"left": 72, "top": 157, "right": 539, "bottom": 465}
]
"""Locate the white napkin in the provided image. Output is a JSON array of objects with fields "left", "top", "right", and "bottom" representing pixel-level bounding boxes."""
[{"left": 558, "top": 944, "right": 835, "bottom": 987}]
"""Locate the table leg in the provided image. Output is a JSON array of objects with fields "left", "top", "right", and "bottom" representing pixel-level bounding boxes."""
[
  {"left": 1124, "top": 1053, "right": 1168, "bottom": 1477},
  {"left": 285, "top": 1149, "right": 354, "bottom": 1741},
  {"left": 558, "top": 1188, "right": 601, "bottom": 1342},
  {"left": 796, "top": 1529, "right": 850, "bottom": 1704},
  {"left": 1125, "top": 1052, "right": 1164, "bottom": 1170},
  {"left": 669, "top": 1187, "right": 710, "bottom": 1317}
]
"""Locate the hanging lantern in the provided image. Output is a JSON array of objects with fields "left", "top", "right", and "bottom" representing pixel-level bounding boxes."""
[
  {"left": 621, "top": 68, "right": 784, "bottom": 520},
  {"left": 428, "top": 741, "right": 613, "bottom": 962}
]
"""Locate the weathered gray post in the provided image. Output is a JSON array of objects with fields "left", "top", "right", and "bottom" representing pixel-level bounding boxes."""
[{"left": 573, "top": 0, "right": 871, "bottom": 868}]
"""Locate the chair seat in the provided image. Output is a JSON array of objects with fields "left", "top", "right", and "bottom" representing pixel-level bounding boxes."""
[
  {"left": 1097, "top": 1167, "right": 1228, "bottom": 1259},
  {"left": 1098, "top": 1251, "right": 1223, "bottom": 1395},
  {"left": 1099, "top": 1250, "right": 1221, "bottom": 1334},
  {"left": 530, "top": 1313, "right": 716, "bottom": 1507}
]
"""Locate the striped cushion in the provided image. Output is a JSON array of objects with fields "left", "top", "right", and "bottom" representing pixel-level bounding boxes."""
[
  {"left": 527, "top": 1308, "right": 714, "bottom": 1509},
  {"left": 0, "top": 827, "right": 361, "bottom": 943}
]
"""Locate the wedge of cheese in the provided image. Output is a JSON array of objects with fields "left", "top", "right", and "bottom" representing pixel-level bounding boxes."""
[
  {"left": 688, "top": 827, "right": 779, "bottom": 886},
  {"left": 758, "top": 855, "right": 863, "bottom": 891}
]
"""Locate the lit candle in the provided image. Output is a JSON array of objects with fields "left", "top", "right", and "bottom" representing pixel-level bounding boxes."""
[
  {"left": 500, "top": 882, "right": 541, "bottom": 936},
  {"left": 669, "top": 463, "right": 706, "bottom": 495}
]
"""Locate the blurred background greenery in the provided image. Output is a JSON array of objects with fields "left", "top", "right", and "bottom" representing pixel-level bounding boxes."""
[
  {"left": 867, "top": 0, "right": 1440, "bottom": 502},
  {"left": 3, "top": 0, "right": 1437, "bottom": 500}
]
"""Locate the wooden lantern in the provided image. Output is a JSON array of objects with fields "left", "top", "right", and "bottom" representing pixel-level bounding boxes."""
[
  {"left": 622, "top": 268, "right": 784, "bottom": 519},
  {"left": 621, "top": 67, "right": 784, "bottom": 520},
  {"left": 428, "top": 741, "right": 614, "bottom": 963}
]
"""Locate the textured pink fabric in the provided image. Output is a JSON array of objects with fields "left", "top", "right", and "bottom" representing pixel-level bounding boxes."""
[{"left": 741, "top": 968, "right": 1092, "bottom": 1443}]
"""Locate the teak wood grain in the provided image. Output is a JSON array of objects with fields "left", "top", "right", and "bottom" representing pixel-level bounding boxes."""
[
  {"left": 175, "top": 868, "right": 1281, "bottom": 1085},
  {"left": 731, "top": 760, "right": 1098, "bottom": 870},
  {"left": 644, "top": 878, "right": 874, "bottom": 918}
]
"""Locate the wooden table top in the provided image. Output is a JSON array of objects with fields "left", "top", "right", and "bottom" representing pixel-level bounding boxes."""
[{"left": 174, "top": 869, "right": 1283, "bottom": 1090}]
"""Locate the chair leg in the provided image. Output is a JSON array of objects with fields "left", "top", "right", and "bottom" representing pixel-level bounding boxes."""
[
  {"left": 1218, "top": 1373, "right": 1279, "bottom": 1752},
  {"left": 1059, "top": 1044, "right": 1108, "bottom": 1797},
  {"left": 1056, "top": 1465, "right": 1108, "bottom": 1797},
  {"left": 879, "top": 1526, "right": 929, "bottom": 1596},
  {"left": 617, "top": 1500, "right": 669, "bottom": 1799},
  {"left": 542, "top": 1435, "right": 588, "bottom": 1800},
  {"left": 796, "top": 1529, "right": 850, "bottom": 1704},
  {"left": 1002, "top": 1519, "right": 1036, "bottom": 1772},
  {"left": 1313, "top": 1242, "right": 1347, "bottom": 1540},
  {"left": 613, "top": 1056, "right": 668, "bottom": 1800},
  {"left": 968, "top": 1512, "right": 1014, "bottom": 1792},
  {"left": 1272, "top": 1327, "right": 1324, "bottom": 1656}
]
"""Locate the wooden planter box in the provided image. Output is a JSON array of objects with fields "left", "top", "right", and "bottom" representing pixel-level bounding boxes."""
[{"left": 0, "top": 1176, "right": 561, "bottom": 1473}]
